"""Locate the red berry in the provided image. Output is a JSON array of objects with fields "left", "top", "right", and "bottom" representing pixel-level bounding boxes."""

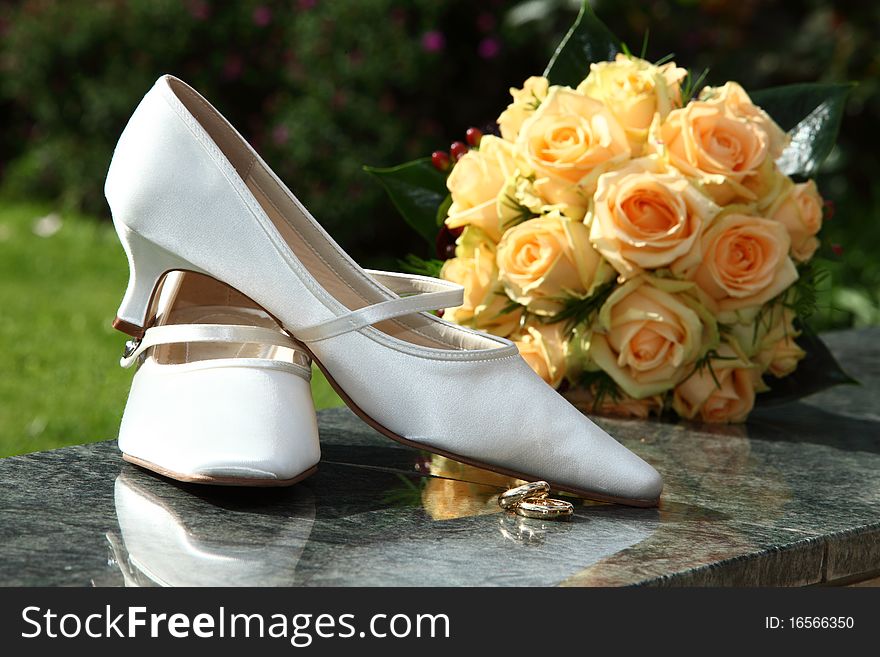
[
  {"left": 431, "top": 150, "right": 451, "bottom": 171},
  {"left": 831, "top": 243, "right": 844, "bottom": 257},
  {"left": 436, "top": 223, "right": 459, "bottom": 260},
  {"left": 465, "top": 127, "right": 483, "bottom": 147},
  {"left": 436, "top": 309, "right": 445, "bottom": 318},
  {"left": 450, "top": 141, "right": 468, "bottom": 161}
]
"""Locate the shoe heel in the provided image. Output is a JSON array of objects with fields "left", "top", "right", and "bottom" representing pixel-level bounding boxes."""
[{"left": 113, "top": 225, "right": 202, "bottom": 338}]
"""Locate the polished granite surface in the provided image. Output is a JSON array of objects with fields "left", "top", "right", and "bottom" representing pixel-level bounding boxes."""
[{"left": 1, "top": 328, "right": 879, "bottom": 586}]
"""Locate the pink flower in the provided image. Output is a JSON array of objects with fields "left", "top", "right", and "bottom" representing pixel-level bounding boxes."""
[
  {"left": 478, "top": 37, "right": 501, "bottom": 59},
  {"left": 421, "top": 30, "right": 446, "bottom": 53},
  {"left": 253, "top": 6, "right": 272, "bottom": 27}
]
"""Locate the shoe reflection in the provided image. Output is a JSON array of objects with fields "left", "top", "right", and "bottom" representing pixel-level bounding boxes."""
[{"left": 107, "top": 469, "right": 315, "bottom": 587}]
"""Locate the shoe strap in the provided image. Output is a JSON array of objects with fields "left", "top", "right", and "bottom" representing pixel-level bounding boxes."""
[
  {"left": 120, "top": 324, "right": 302, "bottom": 369},
  {"left": 293, "top": 269, "right": 463, "bottom": 344}
]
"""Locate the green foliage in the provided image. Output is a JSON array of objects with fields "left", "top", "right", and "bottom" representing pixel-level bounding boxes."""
[
  {"left": 0, "top": 0, "right": 551, "bottom": 259},
  {"left": 542, "top": 1, "right": 620, "bottom": 86},
  {"left": 751, "top": 83, "right": 854, "bottom": 178},
  {"left": 680, "top": 67, "right": 710, "bottom": 105},
  {"left": 785, "top": 260, "right": 830, "bottom": 322},
  {"left": 363, "top": 159, "right": 448, "bottom": 244},
  {"left": 499, "top": 192, "right": 534, "bottom": 230},
  {"left": 435, "top": 194, "right": 453, "bottom": 229},
  {"left": 541, "top": 279, "right": 616, "bottom": 330},
  {"left": 0, "top": 201, "right": 130, "bottom": 456},
  {"left": 398, "top": 254, "right": 444, "bottom": 278}
]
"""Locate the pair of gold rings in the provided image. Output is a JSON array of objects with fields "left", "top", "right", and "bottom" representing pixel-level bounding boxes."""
[{"left": 498, "top": 481, "right": 573, "bottom": 520}]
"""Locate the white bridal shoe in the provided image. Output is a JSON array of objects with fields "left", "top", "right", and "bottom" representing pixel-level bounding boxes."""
[
  {"left": 117, "top": 271, "right": 320, "bottom": 485},
  {"left": 106, "top": 75, "right": 663, "bottom": 506}
]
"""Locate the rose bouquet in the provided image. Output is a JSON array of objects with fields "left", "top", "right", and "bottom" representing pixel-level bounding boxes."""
[{"left": 367, "top": 3, "right": 854, "bottom": 423}]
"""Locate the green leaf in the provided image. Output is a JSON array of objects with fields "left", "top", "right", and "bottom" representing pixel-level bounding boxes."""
[
  {"left": 750, "top": 83, "right": 854, "bottom": 178},
  {"left": 364, "top": 159, "right": 448, "bottom": 244},
  {"left": 756, "top": 329, "right": 858, "bottom": 407},
  {"left": 435, "top": 193, "right": 453, "bottom": 227},
  {"left": 541, "top": 279, "right": 616, "bottom": 330},
  {"left": 397, "top": 254, "right": 444, "bottom": 278},
  {"left": 543, "top": 1, "right": 621, "bottom": 87}
]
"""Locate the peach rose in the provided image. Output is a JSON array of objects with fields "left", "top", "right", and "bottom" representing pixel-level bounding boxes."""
[
  {"left": 652, "top": 84, "right": 785, "bottom": 205},
  {"left": 578, "top": 54, "right": 687, "bottom": 155},
  {"left": 768, "top": 179, "right": 823, "bottom": 262},
  {"left": 590, "top": 157, "right": 720, "bottom": 279},
  {"left": 497, "top": 211, "right": 612, "bottom": 316},
  {"left": 497, "top": 76, "right": 550, "bottom": 142},
  {"left": 741, "top": 157, "right": 789, "bottom": 212},
  {"left": 729, "top": 307, "right": 805, "bottom": 378},
  {"left": 563, "top": 386, "right": 664, "bottom": 419},
  {"left": 761, "top": 334, "right": 806, "bottom": 379},
  {"left": 672, "top": 343, "right": 763, "bottom": 423},
  {"left": 590, "top": 277, "right": 717, "bottom": 398},
  {"left": 445, "top": 136, "right": 521, "bottom": 241},
  {"left": 690, "top": 213, "right": 799, "bottom": 322},
  {"left": 517, "top": 86, "right": 630, "bottom": 220},
  {"left": 440, "top": 227, "right": 522, "bottom": 337},
  {"left": 700, "top": 82, "right": 788, "bottom": 159},
  {"left": 513, "top": 320, "right": 569, "bottom": 387}
]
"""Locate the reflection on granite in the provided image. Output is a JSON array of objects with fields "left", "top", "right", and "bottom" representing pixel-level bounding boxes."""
[
  {"left": 1, "top": 328, "right": 879, "bottom": 586},
  {"left": 108, "top": 471, "right": 315, "bottom": 586}
]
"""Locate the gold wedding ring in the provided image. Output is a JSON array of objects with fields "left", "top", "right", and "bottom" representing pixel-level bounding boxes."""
[
  {"left": 497, "top": 480, "right": 574, "bottom": 521},
  {"left": 498, "top": 480, "right": 550, "bottom": 510},
  {"left": 515, "top": 497, "right": 574, "bottom": 520}
]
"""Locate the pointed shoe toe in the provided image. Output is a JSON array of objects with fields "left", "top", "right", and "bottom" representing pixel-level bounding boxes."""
[{"left": 586, "top": 435, "right": 663, "bottom": 505}]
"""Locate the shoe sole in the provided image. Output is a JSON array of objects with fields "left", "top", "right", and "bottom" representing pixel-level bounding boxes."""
[
  {"left": 297, "top": 341, "right": 660, "bottom": 508},
  {"left": 122, "top": 453, "right": 318, "bottom": 487}
]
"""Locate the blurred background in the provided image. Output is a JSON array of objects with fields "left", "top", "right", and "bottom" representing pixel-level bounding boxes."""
[{"left": 1, "top": 0, "right": 877, "bottom": 456}]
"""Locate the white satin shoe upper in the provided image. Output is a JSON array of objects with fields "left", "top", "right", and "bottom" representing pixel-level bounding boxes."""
[{"left": 106, "top": 75, "right": 663, "bottom": 504}]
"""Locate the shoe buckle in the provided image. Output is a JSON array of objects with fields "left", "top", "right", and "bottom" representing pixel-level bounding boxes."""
[{"left": 122, "top": 338, "right": 142, "bottom": 359}]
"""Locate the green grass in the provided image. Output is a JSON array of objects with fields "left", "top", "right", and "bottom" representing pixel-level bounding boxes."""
[{"left": 0, "top": 200, "right": 342, "bottom": 458}]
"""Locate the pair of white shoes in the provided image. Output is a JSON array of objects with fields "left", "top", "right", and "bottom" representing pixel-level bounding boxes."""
[{"left": 111, "top": 76, "right": 663, "bottom": 506}]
